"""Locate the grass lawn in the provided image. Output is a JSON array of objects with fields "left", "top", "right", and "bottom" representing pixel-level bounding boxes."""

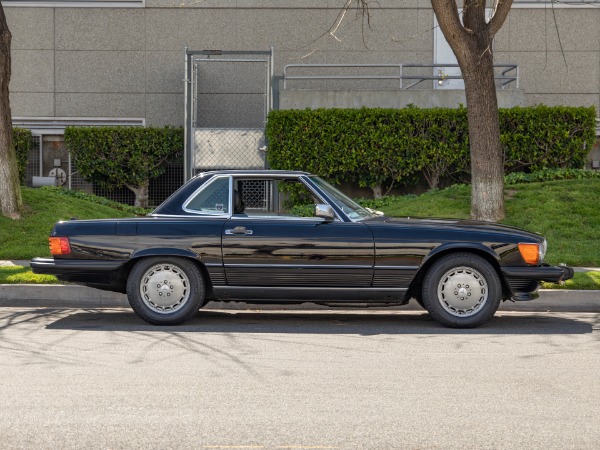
[
  {"left": 542, "top": 271, "right": 600, "bottom": 290},
  {"left": 0, "top": 187, "right": 135, "bottom": 260},
  {"left": 0, "top": 265, "right": 61, "bottom": 284}
]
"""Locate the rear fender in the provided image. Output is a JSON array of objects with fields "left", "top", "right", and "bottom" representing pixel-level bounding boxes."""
[
  {"left": 124, "top": 248, "right": 213, "bottom": 299},
  {"left": 130, "top": 248, "right": 200, "bottom": 261}
]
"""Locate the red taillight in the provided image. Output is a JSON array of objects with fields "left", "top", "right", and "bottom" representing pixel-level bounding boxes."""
[{"left": 49, "top": 237, "right": 71, "bottom": 255}]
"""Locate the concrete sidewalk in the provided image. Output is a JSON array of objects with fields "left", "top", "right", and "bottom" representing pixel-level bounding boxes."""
[{"left": 2, "top": 260, "right": 599, "bottom": 312}]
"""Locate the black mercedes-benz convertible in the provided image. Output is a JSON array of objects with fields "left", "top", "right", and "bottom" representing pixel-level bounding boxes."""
[{"left": 31, "top": 170, "right": 573, "bottom": 328}]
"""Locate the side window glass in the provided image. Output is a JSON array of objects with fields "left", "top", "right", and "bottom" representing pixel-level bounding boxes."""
[
  {"left": 234, "top": 179, "right": 272, "bottom": 215},
  {"left": 278, "top": 181, "right": 318, "bottom": 217},
  {"left": 185, "top": 177, "right": 229, "bottom": 214},
  {"left": 234, "top": 179, "right": 320, "bottom": 218}
]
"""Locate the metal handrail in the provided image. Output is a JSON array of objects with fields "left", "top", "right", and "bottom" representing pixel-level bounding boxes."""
[
  {"left": 282, "top": 63, "right": 519, "bottom": 90},
  {"left": 283, "top": 64, "right": 403, "bottom": 89}
]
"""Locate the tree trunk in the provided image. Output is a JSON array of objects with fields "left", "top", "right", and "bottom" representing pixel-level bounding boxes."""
[
  {"left": 0, "top": 3, "right": 22, "bottom": 219},
  {"left": 370, "top": 183, "right": 382, "bottom": 199},
  {"left": 431, "top": 0, "right": 512, "bottom": 222},
  {"left": 462, "top": 53, "right": 505, "bottom": 221},
  {"left": 126, "top": 180, "right": 150, "bottom": 208},
  {"left": 423, "top": 168, "right": 440, "bottom": 191}
]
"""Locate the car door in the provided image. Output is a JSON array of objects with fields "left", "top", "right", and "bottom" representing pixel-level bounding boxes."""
[
  {"left": 222, "top": 217, "right": 374, "bottom": 287},
  {"left": 221, "top": 177, "right": 374, "bottom": 287}
]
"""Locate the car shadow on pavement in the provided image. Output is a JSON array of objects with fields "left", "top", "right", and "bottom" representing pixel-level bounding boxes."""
[{"left": 40, "top": 309, "right": 598, "bottom": 335}]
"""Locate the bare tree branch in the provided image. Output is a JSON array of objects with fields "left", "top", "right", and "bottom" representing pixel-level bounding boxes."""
[
  {"left": 487, "top": 0, "right": 514, "bottom": 37},
  {"left": 430, "top": 0, "right": 471, "bottom": 45}
]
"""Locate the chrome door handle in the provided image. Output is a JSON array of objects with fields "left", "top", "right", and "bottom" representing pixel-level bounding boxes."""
[{"left": 225, "top": 226, "right": 253, "bottom": 235}]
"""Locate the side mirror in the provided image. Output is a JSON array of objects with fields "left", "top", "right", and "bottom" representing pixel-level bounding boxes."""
[{"left": 314, "top": 204, "right": 335, "bottom": 221}]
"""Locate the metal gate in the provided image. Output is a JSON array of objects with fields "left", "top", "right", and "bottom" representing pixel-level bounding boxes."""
[{"left": 184, "top": 49, "right": 274, "bottom": 182}]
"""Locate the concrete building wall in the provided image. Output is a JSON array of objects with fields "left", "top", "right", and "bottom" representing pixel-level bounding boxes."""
[
  {"left": 279, "top": 89, "right": 526, "bottom": 110},
  {"left": 5, "top": 1, "right": 600, "bottom": 126}
]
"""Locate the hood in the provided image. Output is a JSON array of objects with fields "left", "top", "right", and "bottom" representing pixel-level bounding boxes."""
[{"left": 366, "top": 216, "right": 544, "bottom": 243}]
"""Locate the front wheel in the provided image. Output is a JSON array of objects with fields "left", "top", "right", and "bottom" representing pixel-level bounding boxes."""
[
  {"left": 422, "top": 253, "right": 502, "bottom": 328},
  {"left": 126, "top": 257, "right": 205, "bottom": 325}
]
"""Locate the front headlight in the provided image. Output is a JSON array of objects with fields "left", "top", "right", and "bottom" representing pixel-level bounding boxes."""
[{"left": 540, "top": 239, "right": 547, "bottom": 263}]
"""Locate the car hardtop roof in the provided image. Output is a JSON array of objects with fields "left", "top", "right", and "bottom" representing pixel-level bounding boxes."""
[{"left": 195, "top": 169, "right": 314, "bottom": 178}]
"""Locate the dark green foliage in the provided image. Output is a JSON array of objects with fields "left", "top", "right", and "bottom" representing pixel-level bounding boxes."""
[
  {"left": 13, "top": 127, "right": 32, "bottom": 185},
  {"left": 505, "top": 168, "right": 600, "bottom": 185},
  {"left": 266, "top": 108, "right": 424, "bottom": 194},
  {"left": 501, "top": 106, "right": 596, "bottom": 171},
  {"left": 410, "top": 106, "right": 469, "bottom": 189},
  {"left": 64, "top": 126, "right": 183, "bottom": 191},
  {"left": 266, "top": 106, "right": 597, "bottom": 193}
]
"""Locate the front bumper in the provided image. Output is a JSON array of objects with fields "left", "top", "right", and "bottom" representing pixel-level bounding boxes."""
[
  {"left": 501, "top": 264, "right": 574, "bottom": 301},
  {"left": 501, "top": 264, "right": 574, "bottom": 283}
]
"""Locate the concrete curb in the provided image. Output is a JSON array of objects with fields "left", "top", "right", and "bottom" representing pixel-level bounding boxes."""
[{"left": 1, "top": 284, "right": 599, "bottom": 312}]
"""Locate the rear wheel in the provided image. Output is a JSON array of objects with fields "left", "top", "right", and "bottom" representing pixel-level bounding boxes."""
[
  {"left": 126, "top": 257, "right": 205, "bottom": 325},
  {"left": 422, "top": 253, "right": 501, "bottom": 328}
]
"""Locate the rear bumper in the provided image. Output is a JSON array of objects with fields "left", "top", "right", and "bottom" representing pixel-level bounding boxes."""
[
  {"left": 501, "top": 264, "right": 574, "bottom": 301},
  {"left": 30, "top": 257, "right": 127, "bottom": 292},
  {"left": 31, "top": 257, "right": 125, "bottom": 275}
]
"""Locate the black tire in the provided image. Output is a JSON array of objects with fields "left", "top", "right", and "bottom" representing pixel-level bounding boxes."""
[
  {"left": 414, "top": 297, "right": 426, "bottom": 310},
  {"left": 422, "top": 253, "right": 501, "bottom": 328},
  {"left": 126, "top": 257, "right": 205, "bottom": 325}
]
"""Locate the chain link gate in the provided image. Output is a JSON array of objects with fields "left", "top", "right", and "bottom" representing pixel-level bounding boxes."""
[{"left": 184, "top": 49, "right": 273, "bottom": 182}]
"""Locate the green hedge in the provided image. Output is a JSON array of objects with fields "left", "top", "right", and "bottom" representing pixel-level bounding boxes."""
[
  {"left": 13, "top": 127, "right": 32, "bottom": 185},
  {"left": 501, "top": 106, "right": 596, "bottom": 172},
  {"left": 64, "top": 126, "right": 183, "bottom": 208},
  {"left": 266, "top": 108, "right": 437, "bottom": 195},
  {"left": 266, "top": 106, "right": 597, "bottom": 194},
  {"left": 64, "top": 126, "right": 183, "bottom": 189}
]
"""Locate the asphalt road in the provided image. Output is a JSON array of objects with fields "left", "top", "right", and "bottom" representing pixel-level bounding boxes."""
[{"left": 1, "top": 308, "right": 599, "bottom": 449}]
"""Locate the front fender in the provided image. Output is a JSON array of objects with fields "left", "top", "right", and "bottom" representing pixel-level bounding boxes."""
[
  {"left": 422, "top": 242, "right": 501, "bottom": 266},
  {"left": 406, "top": 242, "right": 510, "bottom": 302}
]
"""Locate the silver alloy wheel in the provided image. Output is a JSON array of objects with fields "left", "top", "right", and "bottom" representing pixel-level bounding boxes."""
[
  {"left": 139, "top": 263, "right": 191, "bottom": 314},
  {"left": 436, "top": 266, "right": 488, "bottom": 317}
]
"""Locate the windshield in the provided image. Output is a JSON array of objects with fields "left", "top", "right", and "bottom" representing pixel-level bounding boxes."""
[{"left": 309, "top": 176, "right": 375, "bottom": 221}]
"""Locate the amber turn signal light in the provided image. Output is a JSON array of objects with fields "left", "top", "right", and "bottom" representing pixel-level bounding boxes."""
[
  {"left": 49, "top": 237, "right": 71, "bottom": 255},
  {"left": 518, "top": 243, "right": 540, "bottom": 265}
]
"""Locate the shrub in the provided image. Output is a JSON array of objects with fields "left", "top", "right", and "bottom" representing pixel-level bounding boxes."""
[
  {"left": 266, "top": 106, "right": 597, "bottom": 196},
  {"left": 501, "top": 106, "right": 596, "bottom": 172},
  {"left": 13, "top": 127, "right": 32, "bottom": 185},
  {"left": 267, "top": 108, "right": 437, "bottom": 197},
  {"left": 65, "top": 126, "right": 183, "bottom": 208}
]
